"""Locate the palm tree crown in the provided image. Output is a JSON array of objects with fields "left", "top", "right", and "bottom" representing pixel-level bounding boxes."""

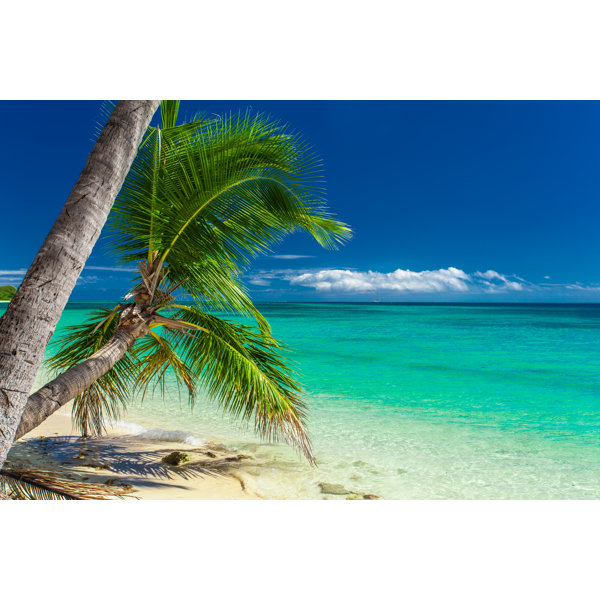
[{"left": 47, "top": 101, "right": 351, "bottom": 463}]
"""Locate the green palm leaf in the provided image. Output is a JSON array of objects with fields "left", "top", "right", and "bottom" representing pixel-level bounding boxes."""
[
  {"left": 162, "top": 305, "right": 314, "bottom": 463},
  {"left": 43, "top": 102, "right": 349, "bottom": 464},
  {"left": 46, "top": 308, "right": 136, "bottom": 437},
  {"left": 132, "top": 329, "right": 196, "bottom": 402},
  {"left": 108, "top": 109, "right": 350, "bottom": 321}
]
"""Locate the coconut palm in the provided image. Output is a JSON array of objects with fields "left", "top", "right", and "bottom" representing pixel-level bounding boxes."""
[
  {"left": 0, "top": 100, "right": 160, "bottom": 472},
  {"left": 15, "top": 101, "right": 351, "bottom": 464}
]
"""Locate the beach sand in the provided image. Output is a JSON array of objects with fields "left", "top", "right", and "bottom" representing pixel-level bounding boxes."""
[{"left": 4, "top": 409, "right": 263, "bottom": 500}]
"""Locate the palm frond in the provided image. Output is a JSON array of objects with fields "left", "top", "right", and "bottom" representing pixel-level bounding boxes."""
[
  {"left": 107, "top": 111, "right": 351, "bottom": 327},
  {"left": 160, "top": 100, "right": 180, "bottom": 129},
  {"left": 0, "top": 469, "right": 128, "bottom": 500},
  {"left": 160, "top": 305, "right": 315, "bottom": 464},
  {"left": 132, "top": 330, "right": 196, "bottom": 402},
  {"left": 71, "top": 370, "right": 131, "bottom": 438},
  {"left": 45, "top": 307, "right": 136, "bottom": 437},
  {"left": 41, "top": 106, "right": 352, "bottom": 464}
]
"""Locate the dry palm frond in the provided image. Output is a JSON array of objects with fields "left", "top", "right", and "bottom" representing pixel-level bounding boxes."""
[{"left": 0, "top": 469, "right": 131, "bottom": 500}]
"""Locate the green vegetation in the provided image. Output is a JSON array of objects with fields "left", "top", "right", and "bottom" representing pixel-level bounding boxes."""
[
  {"left": 46, "top": 101, "right": 351, "bottom": 463},
  {"left": 0, "top": 285, "right": 17, "bottom": 301}
]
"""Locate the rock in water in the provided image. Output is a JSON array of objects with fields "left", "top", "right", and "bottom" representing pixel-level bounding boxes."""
[
  {"left": 162, "top": 451, "right": 190, "bottom": 466},
  {"left": 319, "top": 482, "right": 351, "bottom": 495}
]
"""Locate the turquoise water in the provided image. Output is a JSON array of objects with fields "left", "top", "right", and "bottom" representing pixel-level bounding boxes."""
[{"left": 15, "top": 302, "right": 600, "bottom": 498}]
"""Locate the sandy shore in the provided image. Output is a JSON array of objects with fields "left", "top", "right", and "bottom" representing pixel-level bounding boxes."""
[{"left": 4, "top": 409, "right": 263, "bottom": 499}]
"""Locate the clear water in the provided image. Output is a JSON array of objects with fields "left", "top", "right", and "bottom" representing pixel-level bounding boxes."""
[{"left": 9, "top": 302, "right": 600, "bottom": 499}]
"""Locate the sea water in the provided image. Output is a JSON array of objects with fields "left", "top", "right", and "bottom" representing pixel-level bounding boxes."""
[{"left": 8, "top": 302, "right": 600, "bottom": 499}]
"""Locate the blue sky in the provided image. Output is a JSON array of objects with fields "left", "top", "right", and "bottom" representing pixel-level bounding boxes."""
[{"left": 2, "top": 100, "right": 600, "bottom": 302}]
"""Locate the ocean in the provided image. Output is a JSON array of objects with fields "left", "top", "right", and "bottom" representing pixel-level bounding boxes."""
[{"left": 10, "top": 302, "right": 600, "bottom": 499}]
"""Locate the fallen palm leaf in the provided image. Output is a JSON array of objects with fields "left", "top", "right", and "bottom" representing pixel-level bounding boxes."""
[{"left": 0, "top": 468, "right": 133, "bottom": 500}]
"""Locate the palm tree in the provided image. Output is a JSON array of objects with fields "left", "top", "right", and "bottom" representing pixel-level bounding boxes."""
[
  {"left": 15, "top": 101, "right": 351, "bottom": 463},
  {"left": 0, "top": 100, "right": 160, "bottom": 472}
]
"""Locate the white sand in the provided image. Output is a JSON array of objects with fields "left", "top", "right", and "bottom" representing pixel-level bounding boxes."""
[{"left": 5, "top": 409, "right": 263, "bottom": 499}]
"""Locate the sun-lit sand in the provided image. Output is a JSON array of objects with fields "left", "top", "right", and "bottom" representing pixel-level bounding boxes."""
[{"left": 5, "top": 409, "right": 262, "bottom": 499}]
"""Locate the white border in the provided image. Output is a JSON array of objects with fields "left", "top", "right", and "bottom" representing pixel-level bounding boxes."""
[
  {"left": 2, "top": 501, "right": 598, "bottom": 598},
  {"left": 2, "top": 1, "right": 599, "bottom": 597},
  {"left": 3, "top": 0, "right": 600, "bottom": 99}
]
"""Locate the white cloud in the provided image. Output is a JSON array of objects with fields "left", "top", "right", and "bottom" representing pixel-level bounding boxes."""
[
  {"left": 0, "top": 266, "right": 136, "bottom": 281},
  {"left": 84, "top": 266, "right": 138, "bottom": 273},
  {"left": 0, "top": 269, "right": 27, "bottom": 285},
  {"left": 0, "top": 269, "right": 27, "bottom": 276},
  {"left": 291, "top": 267, "right": 473, "bottom": 293},
  {"left": 475, "top": 270, "right": 501, "bottom": 280},
  {"left": 0, "top": 266, "right": 134, "bottom": 288},
  {"left": 244, "top": 268, "right": 306, "bottom": 284},
  {"left": 473, "top": 270, "right": 524, "bottom": 291},
  {"left": 248, "top": 277, "right": 272, "bottom": 286},
  {"left": 269, "top": 254, "right": 315, "bottom": 260},
  {"left": 77, "top": 275, "right": 99, "bottom": 285},
  {"left": 284, "top": 266, "right": 600, "bottom": 297}
]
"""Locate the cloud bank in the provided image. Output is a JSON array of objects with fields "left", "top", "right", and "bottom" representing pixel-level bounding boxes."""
[
  {"left": 269, "top": 254, "right": 315, "bottom": 260},
  {"left": 84, "top": 266, "right": 138, "bottom": 273},
  {"left": 291, "top": 267, "right": 473, "bottom": 293},
  {"left": 244, "top": 265, "right": 600, "bottom": 299},
  {"left": 0, "top": 269, "right": 27, "bottom": 285},
  {"left": 0, "top": 265, "right": 136, "bottom": 287}
]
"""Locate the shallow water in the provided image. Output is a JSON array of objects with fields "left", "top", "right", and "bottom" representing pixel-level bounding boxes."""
[{"left": 9, "top": 302, "right": 600, "bottom": 499}]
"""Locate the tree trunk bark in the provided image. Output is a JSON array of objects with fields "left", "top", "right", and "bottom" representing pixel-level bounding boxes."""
[
  {"left": 14, "top": 320, "right": 147, "bottom": 440},
  {"left": 0, "top": 100, "right": 160, "bottom": 470}
]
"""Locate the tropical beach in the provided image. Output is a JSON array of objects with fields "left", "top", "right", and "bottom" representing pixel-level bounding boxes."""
[
  {"left": 0, "top": 101, "right": 350, "bottom": 497},
  {"left": 4, "top": 301, "right": 599, "bottom": 500},
  {"left": 2, "top": 100, "right": 600, "bottom": 502}
]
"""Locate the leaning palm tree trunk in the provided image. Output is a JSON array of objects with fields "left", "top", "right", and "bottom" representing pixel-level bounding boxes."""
[
  {"left": 15, "top": 260, "right": 189, "bottom": 440},
  {"left": 15, "top": 317, "right": 148, "bottom": 440},
  {"left": 0, "top": 100, "right": 160, "bottom": 471}
]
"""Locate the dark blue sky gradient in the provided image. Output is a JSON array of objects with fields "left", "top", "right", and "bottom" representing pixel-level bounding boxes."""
[{"left": 2, "top": 101, "right": 600, "bottom": 301}]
